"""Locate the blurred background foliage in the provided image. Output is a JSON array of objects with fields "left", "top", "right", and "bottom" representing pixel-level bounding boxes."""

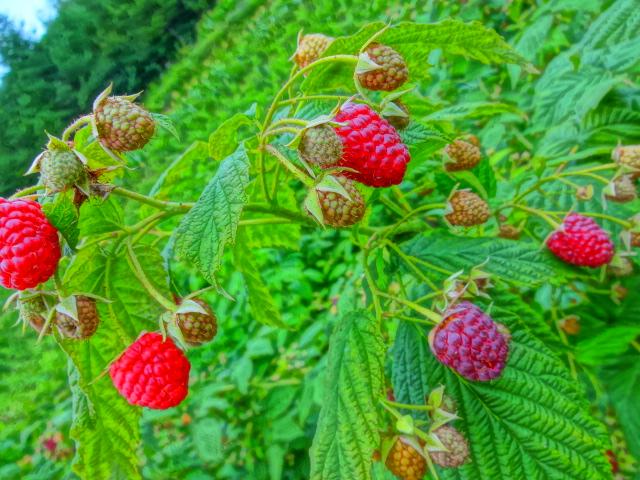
[{"left": 1, "top": 0, "right": 639, "bottom": 478}]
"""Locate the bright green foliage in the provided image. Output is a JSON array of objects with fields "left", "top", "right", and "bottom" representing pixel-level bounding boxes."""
[
  {"left": 2, "top": 1, "right": 640, "bottom": 479},
  {"left": 175, "top": 145, "right": 250, "bottom": 282},
  {"left": 310, "top": 310, "right": 385, "bottom": 480},
  {"left": 393, "top": 315, "right": 611, "bottom": 479}
]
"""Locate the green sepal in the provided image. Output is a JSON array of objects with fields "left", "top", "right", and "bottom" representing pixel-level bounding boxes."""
[
  {"left": 304, "top": 189, "right": 325, "bottom": 227},
  {"left": 355, "top": 51, "right": 382, "bottom": 74},
  {"left": 396, "top": 414, "right": 415, "bottom": 435}
]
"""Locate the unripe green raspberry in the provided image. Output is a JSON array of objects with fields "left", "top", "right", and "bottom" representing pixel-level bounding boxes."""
[
  {"left": 430, "top": 425, "right": 470, "bottom": 468},
  {"left": 175, "top": 299, "right": 218, "bottom": 346},
  {"left": 315, "top": 176, "right": 365, "bottom": 227},
  {"left": 40, "top": 149, "right": 86, "bottom": 193},
  {"left": 385, "top": 436, "right": 426, "bottom": 480},
  {"left": 446, "top": 190, "right": 490, "bottom": 226},
  {"left": 298, "top": 124, "right": 343, "bottom": 168},
  {"left": 444, "top": 138, "right": 482, "bottom": 172},
  {"left": 358, "top": 43, "right": 408, "bottom": 91},
  {"left": 613, "top": 145, "right": 640, "bottom": 175},
  {"left": 605, "top": 175, "right": 637, "bottom": 203},
  {"left": 384, "top": 101, "right": 410, "bottom": 131},
  {"left": 56, "top": 296, "right": 100, "bottom": 340},
  {"left": 94, "top": 97, "right": 155, "bottom": 151},
  {"left": 293, "top": 34, "right": 333, "bottom": 69},
  {"left": 18, "top": 294, "right": 50, "bottom": 334}
]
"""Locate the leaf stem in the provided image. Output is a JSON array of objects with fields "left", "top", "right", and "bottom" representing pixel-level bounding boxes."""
[
  {"left": 9, "top": 185, "right": 45, "bottom": 199},
  {"left": 125, "top": 240, "right": 176, "bottom": 312},
  {"left": 111, "top": 187, "right": 192, "bottom": 212},
  {"left": 264, "top": 145, "right": 314, "bottom": 187},
  {"left": 375, "top": 290, "right": 441, "bottom": 324},
  {"left": 62, "top": 115, "right": 93, "bottom": 142}
]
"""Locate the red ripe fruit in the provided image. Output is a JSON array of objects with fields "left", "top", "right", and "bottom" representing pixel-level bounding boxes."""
[
  {"left": 546, "top": 213, "right": 614, "bottom": 268},
  {"left": 333, "top": 103, "right": 410, "bottom": 187},
  {"left": 0, "top": 198, "right": 61, "bottom": 290},
  {"left": 109, "top": 332, "right": 191, "bottom": 409},
  {"left": 429, "top": 301, "right": 509, "bottom": 382}
]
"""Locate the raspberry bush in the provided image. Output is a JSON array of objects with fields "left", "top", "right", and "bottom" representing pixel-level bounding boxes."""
[{"left": 2, "top": 2, "right": 640, "bottom": 479}]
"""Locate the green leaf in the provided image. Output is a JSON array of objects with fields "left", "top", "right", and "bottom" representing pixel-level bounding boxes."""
[
  {"left": 602, "top": 355, "right": 640, "bottom": 460},
  {"left": 174, "top": 145, "right": 250, "bottom": 283},
  {"left": 151, "top": 112, "right": 180, "bottom": 141},
  {"left": 208, "top": 113, "right": 254, "bottom": 161},
  {"left": 147, "top": 141, "right": 210, "bottom": 204},
  {"left": 78, "top": 196, "right": 124, "bottom": 237},
  {"left": 310, "top": 310, "right": 385, "bottom": 480},
  {"left": 42, "top": 192, "right": 79, "bottom": 249},
  {"left": 234, "top": 238, "right": 286, "bottom": 329},
  {"left": 425, "top": 101, "right": 522, "bottom": 122},
  {"left": 379, "top": 20, "right": 533, "bottom": 80},
  {"left": 58, "top": 243, "right": 170, "bottom": 479},
  {"left": 392, "top": 316, "right": 611, "bottom": 480},
  {"left": 191, "top": 418, "right": 224, "bottom": 463},
  {"left": 400, "top": 232, "right": 561, "bottom": 285},
  {"left": 302, "top": 22, "right": 385, "bottom": 92},
  {"left": 575, "top": 326, "right": 640, "bottom": 366},
  {"left": 65, "top": 357, "right": 141, "bottom": 480}
]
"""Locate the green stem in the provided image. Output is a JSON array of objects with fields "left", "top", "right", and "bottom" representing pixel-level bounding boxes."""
[
  {"left": 126, "top": 240, "right": 177, "bottom": 312},
  {"left": 62, "top": 115, "right": 93, "bottom": 141},
  {"left": 261, "top": 54, "right": 358, "bottom": 132},
  {"left": 363, "top": 248, "right": 384, "bottom": 323},
  {"left": 382, "top": 398, "right": 434, "bottom": 412},
  {"left": 264, "top": 145, "right": 314, "bottom": 187},
  {"left": 376, "top": 291, "right": 441, "bottom": 324},
  {"left": 507, "top": 204, "right": 560, "bottom": 228},
  {"left": 263, "top": 126, "right": 301, "bottom": 138},
  {"left": 278, "top": 94, "right": 356, "bottom": 107},
  {"left": 239, "top": 218, "right": 292, "bottom": 227},
  {"left": 268, "top": 118, "right": 308, "bottom": 129},
  {"left": 111, "top": 187, "right": 191, "bottom": 212},
  {"left": 9, "top": 185, "right": 45, "bottom": 199},
  {"left": 547, "top": 210, "right": 632, "bottom": 229}
]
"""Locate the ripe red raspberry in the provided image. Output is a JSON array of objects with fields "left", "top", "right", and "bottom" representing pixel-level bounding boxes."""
[
  {"left": 430, "top": 425, "right": 470, "bottom": 468},
  {"left": 0, "top": 198, "right": 61, "bottom": 290},
  {"left": 332, "top": 103, "right": 410, "bottom": 187},
  {"left": 109, "top": 332, "right": 190, "bottom": 409},
  {"left": 385, "top": 436, "right": 426, "bottom": 480},
  {"left": 546, "top": 213, "right": 614, "bottom": 268},
  {"left": 429, "top": 301, "right": 509, "bottom": 381}
]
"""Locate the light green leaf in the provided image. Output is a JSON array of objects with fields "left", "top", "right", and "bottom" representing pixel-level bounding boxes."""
[
  {"left": 379, "top": 20, "right": 533, "bottom": 81},
  {"left": 78, "top": 196, "right": 124, "bottom": 237},
  {"left": 602, "top": 355, "right": 640, "bottom": 460},
  {"left": 234, "top": 238, "right": 286, "bottom": 329},
  {"left": 425, "top": 102, "right": 521, "bottom": 122},
  {"left": 174, "top": 145, "right": 250, "bottom": 283},
  {"left": 58, "top": 243, "right": 170, "bottom": 480},
  {"left": 191, "top": 418, "right": 224, "bottom": 463},
  {"left": 310, "top": 310, "right": 385, "bottom": 480},
  {"left": 400, "top": 232, "right": 562, "bottom": 285},
  {"left": 392, "top": 315, "right": 611, "bottom": 480},
  {"left": 575, "top": 326, "right": 640, "bottom": 366},
  {"left": 208, "top": 113, "right": 255, "bottom": 161},
  {"left": 42, "top": 192, "right": 79, "bottom": 249}
]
